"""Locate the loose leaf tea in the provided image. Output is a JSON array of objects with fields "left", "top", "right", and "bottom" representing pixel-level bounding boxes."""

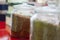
[
  {"left": 56, "top": 23, "right": 60, "bottom": 40},
  {"left": 31, "top": 20, "right": 58, "bottom": 40},
  {"left": 11, "top": 14, "right": 30, "bottom": 38}
]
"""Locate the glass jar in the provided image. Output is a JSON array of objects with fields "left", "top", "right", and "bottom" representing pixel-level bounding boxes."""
[
  {"left": 30, "top": 6, "right": 59, "bottom": 40},
  {"left": 11, "top": 3, "right": 36, "bottom": 39}
]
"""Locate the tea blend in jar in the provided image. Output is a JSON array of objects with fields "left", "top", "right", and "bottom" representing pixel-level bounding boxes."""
[
  {"left": 11, "top": 14, "right": 30, "bottom": 38},
  {"left": 31, "top": 13, "right": 59, "bottom": 40}
]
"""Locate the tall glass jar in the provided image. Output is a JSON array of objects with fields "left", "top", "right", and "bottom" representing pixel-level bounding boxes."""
[{"left": 30, "top": 6, "right": 59, "bottom": 40}]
